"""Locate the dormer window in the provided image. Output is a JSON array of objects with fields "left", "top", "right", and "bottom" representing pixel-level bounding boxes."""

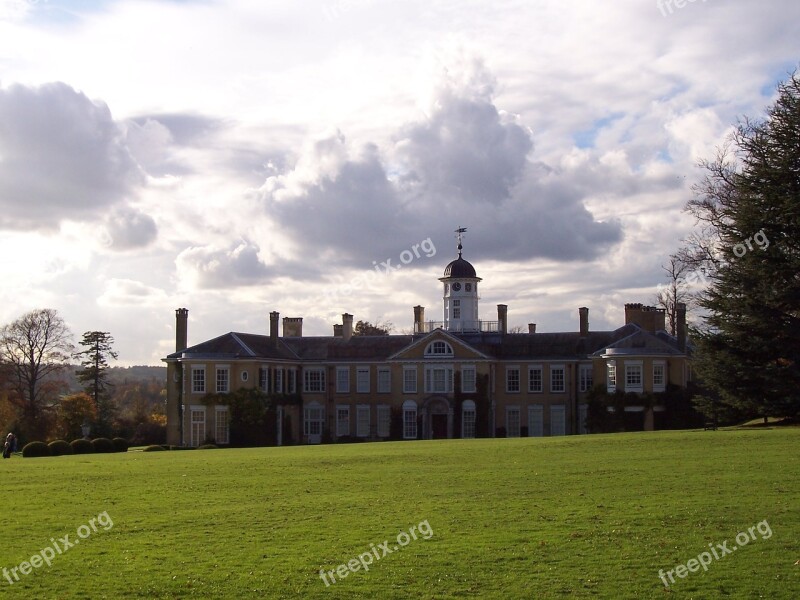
[{"left": 425, "top": 340, "right": 454, "bottom": 357}]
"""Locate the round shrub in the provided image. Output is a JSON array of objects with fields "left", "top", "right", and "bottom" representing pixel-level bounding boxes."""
[
  {"left": 48, "top": 440, "right": 73, "bottom": 456},
  {"left": 197, "top": 444, "right": 218, "bottom": 450},
  {"left": 70, "top": 439, "right": 95, "bottom": 454},
  {"left": 22, "top": 441, "right": 50, "bottom": 458},
  {"left": 91, "top": 437, "right": 115, "bottom": 454},
  {"left": 143, "top": 444, "right": 166, "bottom": 452},
  {"left": 112, "top": 437, "right": 129, "bottom": 453}
]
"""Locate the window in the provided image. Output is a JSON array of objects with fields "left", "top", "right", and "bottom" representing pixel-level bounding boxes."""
[
  {"left": 528, "top": 404, "right": 544, "bottom": 437},
  {"left": 506, "top": 366, "right": 520, "bottom": 393},
  {"left": 578, "top": 404, "right": 588, "bottom": 434},
  {"left": 403, "top": 400, "right": 417, "bottom": 439},
  {"left": 377, "top": 368, "right": 391, "bottom": 393},
  {"left": 336, "top": 405, "right": 350, "bottom": 437},
  {"left": 425, "top": 366, "right": 453, "bottom": 393},
  {"left": 452, "top": 299, "right": 461, "bottom": 319},
  {"left": 462, "top": 400, "right": 476, "bottom": 438},
  {"left": 336, "top": 367, "right": 350, "bottom": 393},
  {"left": 550, "top": 365, "right": 565, "bottom": 393},
  {"left": 191, "top": 367, "right": 205, "bottom": 394},
  {"left": 377, "top": 405, "right": 391, "bottom": 438},
  {"left": 356, "top": 405, "right": 370, "bottom": 437},
  {"left": 215, "top": 407, "right": 229, "bottom": 444},
  {"left": 579, "top": 364, "right": 593, "bottom": 393},
  {"left": 425, "top": 341, "right": 453, "bottom": 356},
  {"left": 356, "top": 367, "right": 370, "bottom": 393},
  {"left": 275, "top": 368, "right": 283, "bottom": 393},
  {"left": 528, "top": 366, "right": 543, "bottom": 393},
  {"left": 653, "top": 362, "right": 666, "bottom": 392},
  {"left": 461, "top": 365, "right": 476, "bottom": 393},
  {"left": 506, "top": 406, "right": 521, "bottom": 437},
  {"left": 241, "top": 370, "right": 248, "bottom": 383},
  {"left": 607, "top": 361, "right": 617, "bottom": 393},
  {"left": 550, "top": 405, "right": 566, "bottom": 436},
  {"left": 625, "top": 362, "right": 643, "bottom": 393},
  {"left": 403, "top": 367, "right": 417, "bottom": 393},
  {"left": 259, "top": 367, "right": 269, "bottom": 392},
  {"left": 288, "top": 369, "right": 297, "bottom": 394},
  {"left": 216, "top": 366, "right": 230, "bottom": 394},
  {"left": 304, "top": 368, "right": 325, "bottom": 393},
  {"left": 304, "top": 402, "right": 324, "bottom": 440},
  {"left": 190, "top": 406, "right": 205, "bottom": 447}
]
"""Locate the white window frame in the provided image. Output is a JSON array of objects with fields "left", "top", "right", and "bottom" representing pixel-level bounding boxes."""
[
  {"left": 356, "top": 405, "right": 370, "bottom": 438},
  {"left": 377, "top": 368, "right": 391, "bottom": 393},
  {"left": 506, "top": 366, "right": 520, "bottom": 393},
  {"left": 607, "top": 361, "right": 617, "bottom": 393},
  {"left": 304, "top": 402, "right": 325, "bottom": 440},
  {"left": 191, "top": 366, "right": 205, "bottom": 394},
  {"left": 425, "top": 365, "right": 453, "bottom": 393},
  {"left": 215, "top": 406, "right": 229, "bottom": 444},
  {"left": 259, "top": 366, "right": 269, "bottom": 393},
  {"left": 402, "top": 400, "right": 417, "bottom": 439},
  {"left": 336, "top": 366, "right": 350, "bottom": 393},
  {"left": 377, "top": 405, "right": 391, "bottom": 438},
  {"left": 216, "top": 365, "right": 230, "bottom": 394},
  {"left": 403, "top": 366, "right": 418, "bottom": 393},
  {"left": 550, "top": 404, "right": 566, "bottom": 436},
  {"left": 506, "top": 406, "right": 521, "bottom": 437},
  {"left": 625, "top": 361, "right": 643, "bottom": 393},
  {"left": 653, "top": 361, "right": 666, "bottom": 392},
  {"left": 550, "top": 365, "right": 565, "bottom": 393},
  {"left": 356, "top": 367, "right": 370, "bottom": 394},
  {"left": 579, "top": 364, "right": 593, "bottom": 393},
  {"left": 275, "top": 368, "right": 284, "bottom": 394},
  {"left": 528, "top": 404, "right": 544, "bottom": 437},
  {"left": 336, "top": 405, "right": 350, "bottom": 437},
  {"left": 288, "top": 368, "right": 297, "bottom": 394},
  {"left": 462, "top": 399, "right": 476, "bottom": 438},
  {"left": 461, "top": 365, "right": 477, "bottom": 393},
  {"left": 424, "top": 341, "right": 454, "bottom": 357},
  {"left": 304, "top": 368, "right": 326, "bottom": 393},
  {"left": 528, "top": 365, "right": 543, "bottom": 393},
  {"left": 189, "top": 405, "right": 206, "bottom": 447}
]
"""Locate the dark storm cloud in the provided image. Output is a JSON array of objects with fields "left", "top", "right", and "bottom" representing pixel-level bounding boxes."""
[{"left": 0, "top": 82, "right": 144, "bottom": 230}]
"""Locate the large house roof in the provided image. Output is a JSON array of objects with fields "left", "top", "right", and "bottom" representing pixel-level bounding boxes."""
[{"left": 164, "top": 323, "right": 685, "bottom": 363}]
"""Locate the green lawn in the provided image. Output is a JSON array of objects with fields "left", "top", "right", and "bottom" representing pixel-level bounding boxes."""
[{"left": 1, "top": 428, "right": 798, "bottom": 599}]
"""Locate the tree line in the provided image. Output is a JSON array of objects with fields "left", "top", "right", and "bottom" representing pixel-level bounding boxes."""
[
  {"left": 656, "top": 70, "right": 800, "bottom": 424},
  {"left": 0, "top": 309, "right": 166, "bottom": 445}
]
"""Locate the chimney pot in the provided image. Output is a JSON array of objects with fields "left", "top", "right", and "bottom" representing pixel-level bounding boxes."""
[{"left": 175, "top": 308, "right": 189, "bottom": 352}]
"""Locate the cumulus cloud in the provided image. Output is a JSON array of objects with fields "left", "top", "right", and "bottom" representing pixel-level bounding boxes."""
[
  {"left": 176, "top": 240, "right": 274, "bottom": 289},
  {"left": 0, "top": 82, "right": 144, "bottom": 230},
  {"left": 256, "top": 62, "right": 622, "bottom": 268},
  {"left": 97, "top": 278, "right": 168, "bottom": 307},
  {"left": 101, "top": 207, "right": 158, "bottom": 250}
]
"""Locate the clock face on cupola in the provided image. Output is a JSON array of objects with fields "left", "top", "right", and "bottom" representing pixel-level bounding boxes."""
[{"left": 438, "top": 227, "right": 482, "bottom": 332}]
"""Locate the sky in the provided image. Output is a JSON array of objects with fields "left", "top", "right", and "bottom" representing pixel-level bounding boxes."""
[{"left": 0, "top": 0, "right": 797, "bottom": 365}]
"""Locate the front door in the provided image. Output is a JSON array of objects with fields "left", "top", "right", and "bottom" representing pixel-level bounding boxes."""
[{"left": 431, "top": 414, "right": 448, "bottom": 439}]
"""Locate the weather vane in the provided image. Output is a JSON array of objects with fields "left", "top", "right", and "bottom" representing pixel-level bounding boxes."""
[{"left": 455, "top": 226, "right": 467, "bottom": 257}]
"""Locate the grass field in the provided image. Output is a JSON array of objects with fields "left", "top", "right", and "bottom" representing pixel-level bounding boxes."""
[{"left": 1, "top": 428, "right": 798, "bottom": 599}]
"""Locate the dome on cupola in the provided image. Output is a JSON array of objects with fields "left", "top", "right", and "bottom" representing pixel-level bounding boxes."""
[{"left": 443, "top": 256, "right": 477, "bottom": 279}]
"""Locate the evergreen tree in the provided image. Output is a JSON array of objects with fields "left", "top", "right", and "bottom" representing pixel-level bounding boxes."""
[
  {"left": 688, "top": 72, "right": 800, "bottom": 420},
  {"left": 75, "top": 331, "right": 118, "bottom": 435}
]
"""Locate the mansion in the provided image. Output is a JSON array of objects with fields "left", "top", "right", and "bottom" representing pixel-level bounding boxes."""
[{"left": 163, "top": 241, "right": 691, "bottom": 446}]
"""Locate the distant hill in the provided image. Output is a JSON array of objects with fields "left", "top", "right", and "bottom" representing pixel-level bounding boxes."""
[{"left": 64, "top": 365, "right": 166, "bottom": 392}]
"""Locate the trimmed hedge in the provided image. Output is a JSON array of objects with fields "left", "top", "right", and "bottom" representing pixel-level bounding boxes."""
[
  {"left": 48, "top": 440, "right": 73, "bottom": 456},
  {"left": 197, "top": 444, "right": 218, "bottom": 449},
  {"left": 22, "top": 441, "right": 50, "bottom": 458},
  {"left": 70, "top": 439, "right": 95, "bottom": 454},
  {"left": 91, "top": 437, "right": 115, "bottom": 454},
  {"left": 143, "top": 445, "right": 166, "bottom": 452},
  {"left": 112, "top": 437, "right": 129, "bottom": 453}
]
